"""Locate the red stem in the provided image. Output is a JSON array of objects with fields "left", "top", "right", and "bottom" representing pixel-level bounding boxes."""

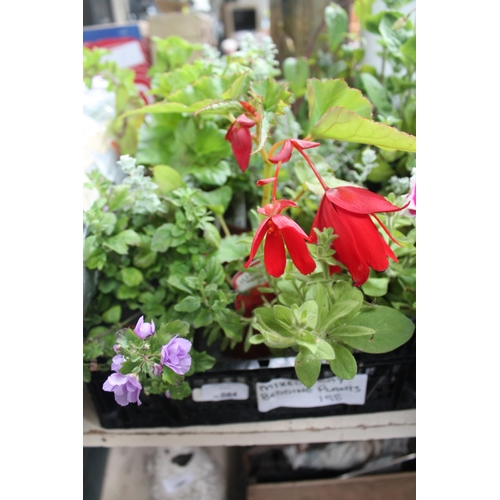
[
  {"left": 272, "top": 161, "right": 282, "bottom": 202},
  {"left": 297, "top": 148, "right": 329, "bottom": 191}
]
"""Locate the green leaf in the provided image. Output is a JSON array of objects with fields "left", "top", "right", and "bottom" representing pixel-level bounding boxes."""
[
  {"left": 248, "top": 333, "right": 266, "bottom": 345},
  {"left": 401, "top": 35, "right": 416, "bottom": 65},
  {"left": 190, "top": 350, "right": 216, "bottom": 372},
  {"left": 195, "top": 186, "right": 233, "bottom": 216},
  {"left": 152, "top": 165, "right": 185, "bottom": 193},
  {"left": 158, "top": 319, "right": 190, "bottom": 338},
  {"left": 168, "top": 382, "right": 192, "bottom": 400},
  {"left": 250, "top": 78, "right": 293, "bottom": 115},
  {"left": 189, "top": 160, "right": 232, "bottom": 186},
  {"left": 151, "top": 223, "right": 174, "bottom": 252},
  {"left": 313, "top": 338, "right": 336, "bottom": 360},
  {"left": 314, "top": 283, "right": 331, "bottom": 326},
  {"left": 215, "top": 233, "right": 251, "bottom": 263},
  {"left": 329, "top": 343, "right": 357, "bottom": 380},
  {"left": 193, "top": 309, "right": 213, "bottom": 328},
  {"left": 102, "top": 235, "right": 128, "bottom": 255},
  {"left": 133, "top": 249, "right": 158, "bottom": 269},
  {"left": 360, "top": 73, "right": 395, "bottom": 116},
  {"left": 221, "top": 71, "right": 251, "bottom": 99},
  {"left": 203, "top": 223, "right": 221, "bottom": 247},
  {"left": 121, "top": 267, "right": 143, "bottom": 287},
  {"left": 251, "top": 115, "right": 271, "bottom": 156},
  {"left": 328, "top": 324, "right": 376, "bottom": 338},
  {"left": 118, "top": 229, "right": 142, "bottom": 246},
  {"left": 341, "top": 306, "right": 415, "bottom": 353},
  {"left": 354, "top": 0, "right": 376, "bottom": 29},
  {"left": 361, "top": 277, "right": 390, "bottom": 297},
  {"left": 310, "top": 106, "right": 416, "bottom": 152},
  {"left": 307, "top": 78, "right": 373, "bottom": 128},
  {"left": 319, "top": 300, "right": 361, "bottom": 331},
  {"left": 102, "top": 305, "right": 122, "bottom": 324},
  {"left": 194, "top": 99, "right": 244, "bottom": 117},
  {"left": 174, "top": 296, "right": 201, "bottom": 313},
  {"left": 294, "top": 352, "right": 321, "bottom": 388},
  {"left": 83, "top": 235, "right": 98, "bottom": 261},
  {"left": 116, "top": 284, "right": 140, "bottom": 300},
  {"left": 325, "top": 3, "right": 348, "bottom": 51},
  {"left": 282, "top": 57, "right": 309, "bottom": 97},
  {"left": 108, "top": 184, "right": 130, "bottom": 211}
]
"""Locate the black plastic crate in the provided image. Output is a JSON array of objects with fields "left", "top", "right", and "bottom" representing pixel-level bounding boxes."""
[{"left": 87, "top": 334, "right": 415, "bottom": 429}]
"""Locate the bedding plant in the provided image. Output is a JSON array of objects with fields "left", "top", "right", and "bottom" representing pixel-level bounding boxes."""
[{"left": 83, "top": 1, "right": 416, "bottom": 408}]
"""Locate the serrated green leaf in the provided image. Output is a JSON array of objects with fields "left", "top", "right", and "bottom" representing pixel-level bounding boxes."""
[
  {"left": 190, "top": 350, "right": 216, "bottom": 373},
  {"left": 329, "top": 343, "right": 357, "bottom": 379},
  {"left": 221, "top": 71, "right": 251, "bottom": 99},
  {"left": 108, "top": 184, "right": 130, "bottom": 211},
  {"left": 310, "top": 106, "right": 416, "bottom": 152},
  {"left": 189, "top": 160, "right": 232, "bottom": 186},
  {"left": 307, "top": 78, "right": 373, "bottom": 128},
  {"left": 294, "top": 352, "right": 321, "bottom": 388},
  {"left": 168, "top": 382, "right": 192, "bottom": 400}
]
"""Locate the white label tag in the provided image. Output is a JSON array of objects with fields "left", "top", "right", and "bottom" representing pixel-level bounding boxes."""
[
  {"left": 162, "top": 471, "right": 194, "bottom": 494},
  {"left": 255, "top": 375, "right": 368, "bottom": 413},
  {"left": 192, "top": 382, "right": 249, "bottom": 402}
]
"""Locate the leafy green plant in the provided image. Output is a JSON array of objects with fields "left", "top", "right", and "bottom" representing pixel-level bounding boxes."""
[{"left": 83, "top": 19, "right": 416, "bottom": 404}]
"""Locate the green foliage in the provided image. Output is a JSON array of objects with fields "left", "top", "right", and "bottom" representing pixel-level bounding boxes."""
[{"left": 83, "top": 20, "right": 416, "bottom": 399}]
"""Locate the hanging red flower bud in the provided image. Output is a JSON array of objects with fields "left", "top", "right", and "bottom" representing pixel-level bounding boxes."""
[{"left": 225, "top": 114, "right": 256, "bottom": 172}]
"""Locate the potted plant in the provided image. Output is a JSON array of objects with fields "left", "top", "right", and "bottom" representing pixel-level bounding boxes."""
[{"left": 83, "top": 1, "right": 416, "bottom": 427}]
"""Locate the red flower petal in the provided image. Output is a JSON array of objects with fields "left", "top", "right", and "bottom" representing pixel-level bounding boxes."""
[
  {"left": 235, "top": 113, "right": 256, "bottom": 128},
  {"left": 272, "top": 213, "right": 309, "bottom": 239},
  {"left": 310, "top": 195, "right": 370, "bottom": 286},
  {"left": 290, "top": 139, "right": 321, "bottom": 150},
  {"left": 335, "top": 207, "right": 398, "bottom": 272},
  {"left": 269, "top": 140, "right": 293, "bottom": 164},
  {"left": 326, "top": 187, "right": 404, "bottom": 215},
  {"left": 226, "top": 124, "right": 253, "bottom": 172},
  {"left": 281, "top": 226, "right": 316, "bottom": 275},
  {"left": 256, "top": 177, "right": 275, "bottom": 186},
  {"left": 264, "top": 223, "right": 287, "bottom": 277},
  {"left": 244, "top": 218, "right": 270, "bottom": 268}
]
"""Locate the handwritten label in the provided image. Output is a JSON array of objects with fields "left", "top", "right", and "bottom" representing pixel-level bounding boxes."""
[
  {"left": 192, "top": 382, "right": 249, "bottom": 402},
  {"left": 255, "top": 375, "right": 368, "bottom": 413}
]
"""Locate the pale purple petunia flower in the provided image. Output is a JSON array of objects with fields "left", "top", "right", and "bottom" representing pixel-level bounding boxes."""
[
  {"left": 111, "top": 354, "right": 125, "bottom": 372},
  {"left": 103, "top": 373, "right": 142, "bottom": 406},
  {"left": 161, "top": 336, "right": 192, "bottom": 375},
  {"left": 113, "top": 344, "right": 120, "bottom": 353},
  {"left": 151, "top": 363, "right": 163, "bottom": 377},
  {"left": 134, "top": 315, "right": 155, "bottom": 339},
  {"left": 406, "top": 174, "right": 416, "bottom": 216}
]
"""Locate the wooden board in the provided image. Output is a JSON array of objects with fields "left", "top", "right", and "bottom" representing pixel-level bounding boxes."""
[{"left": 247, "top": 472, "right": 416, "bottom": 500}]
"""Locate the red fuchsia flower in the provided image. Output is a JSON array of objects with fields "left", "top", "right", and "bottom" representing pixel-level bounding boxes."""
[
  {"left": 225, "top": 113, "right": 256, "bottom": 172},
  {"left": 268, "top": 139, "right": 321, "bottom": 164},
  {"left": 244, "top": 200, "right": 316, "bottom": 278},
  {"left": 309, "top": 186, "right": 407, "bottom": 287}
]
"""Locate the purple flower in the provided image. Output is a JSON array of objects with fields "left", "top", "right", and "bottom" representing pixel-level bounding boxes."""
[
  {"left": 165, "top": 390, "right": 171, "bottom": 399},
  {"left": 406, "top": 174, "right": 416, "bottom": 216},
  {"left": 134, "top": 315, "right": 155, "bottom": 339},
  {"left": 151, "top": 363, "right": 163, "bottom": 377},
  {"left": 111, "top": 354, "right": 125, "bottom": 372},
  {"left": 160, "top": 336, "right": 192, "bottom": 375},
  {"left": 102, "top": 373, "right": 142, "bottom": 406},
  {"left": 113, "top": 344, "right": 120, "bottom": 354}
]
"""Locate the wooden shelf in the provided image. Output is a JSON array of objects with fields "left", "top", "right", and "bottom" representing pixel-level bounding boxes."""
[{"left": 83, "top": 386, "right": 416, "bottom": 447}]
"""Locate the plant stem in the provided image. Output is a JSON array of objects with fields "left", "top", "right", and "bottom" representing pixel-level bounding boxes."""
[
  {"left": 297, "top": 149, "right": 329, "bottom": 191},
  {"left": 216, "top": 214, "right": 232, "bottom": 237}
]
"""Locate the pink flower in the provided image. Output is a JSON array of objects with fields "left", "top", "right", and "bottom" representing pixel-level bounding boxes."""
[
  {"left": 244, "top": 200, "right": 316, "bottom": 278},
  {"left": 310, "top": 186, "right": 406, "bottom": 287}
]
